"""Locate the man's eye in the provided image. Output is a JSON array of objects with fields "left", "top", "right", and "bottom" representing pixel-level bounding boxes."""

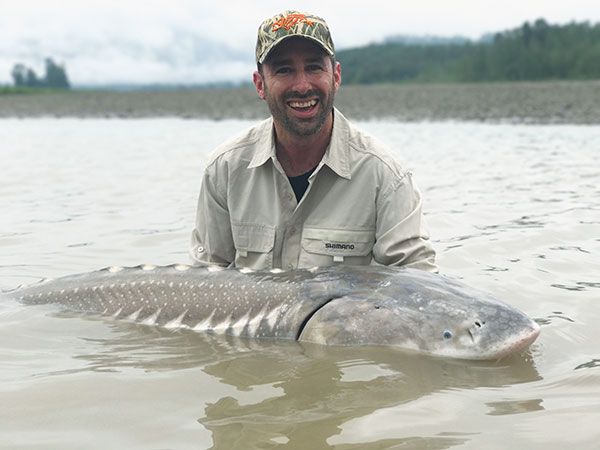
[
  {"left": 275, "top": 67, "right": 291, "bottom": 74},
  {"left": 307, "top": 65, "right": 323, "bottom": 72}
]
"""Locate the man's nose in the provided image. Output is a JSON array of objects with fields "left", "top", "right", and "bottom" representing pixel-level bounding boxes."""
[{"left": 291, "top": 70, "right": 312, "bottom": 94}]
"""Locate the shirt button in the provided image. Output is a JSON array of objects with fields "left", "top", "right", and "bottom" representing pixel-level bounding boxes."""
[
  {"left": 287, "top": 263, "right": 294, "bottom": 270},
  {"left": 196, "top": 246, "right": 204, "bottom": 255},
  {"left": 289, "top": 226, "right": 296, "bottom": 235},
  {"left": 287, "top": 193, "right": 294, "bottom": 202}
]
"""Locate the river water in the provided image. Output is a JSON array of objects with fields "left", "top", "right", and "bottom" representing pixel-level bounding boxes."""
[{"left": 1, "top": 118, "right": 599, "bottom": 449}]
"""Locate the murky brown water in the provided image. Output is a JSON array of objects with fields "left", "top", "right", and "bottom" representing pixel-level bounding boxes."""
[{"left": 1, "top": 119, "right": 599, "bottom": 449}]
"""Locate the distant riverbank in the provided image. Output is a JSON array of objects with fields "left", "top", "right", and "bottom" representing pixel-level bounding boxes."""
[{"left": 1, "top": 80, "right": 599, "bottom": 124}]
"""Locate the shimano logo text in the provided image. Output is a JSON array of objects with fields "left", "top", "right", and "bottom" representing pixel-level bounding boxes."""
[{"left": 325, "top": 243, "right": 355, "bottom": 250}]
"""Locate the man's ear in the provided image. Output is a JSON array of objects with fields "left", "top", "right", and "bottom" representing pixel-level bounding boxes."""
[
  {"left": 253, "top": 71, "right": 266, "bottom": 100},
  {"left": 333, "top": 61, "right": 342, "bottom": 92}
]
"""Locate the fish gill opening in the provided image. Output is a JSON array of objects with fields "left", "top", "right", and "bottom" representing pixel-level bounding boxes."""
[{"left": 294, "top": 295, "right": 343, "bottom": 341}]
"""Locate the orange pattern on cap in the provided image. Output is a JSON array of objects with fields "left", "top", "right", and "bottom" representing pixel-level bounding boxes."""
[{"left": 271, "top": 13, "right": 315, "bottom": 32}]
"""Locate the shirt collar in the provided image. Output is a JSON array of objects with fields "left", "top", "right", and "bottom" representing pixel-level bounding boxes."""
[
  {"left": 247, "top": 117, "right": 276, "bottom": 169},
  {"left": 321, "top": 108, "right": 351, "bottom": 179},
  {"left": 247, "top": 108, "right": 352, "bottom": 180}
]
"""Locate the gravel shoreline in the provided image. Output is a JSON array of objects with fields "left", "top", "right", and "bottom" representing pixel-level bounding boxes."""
[{"left": 1, "top": 80, "right": 599, "bottom": 124}]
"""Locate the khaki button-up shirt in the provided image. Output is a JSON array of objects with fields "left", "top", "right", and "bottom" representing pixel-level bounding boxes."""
[{"left": 190, "top": 108, "right": 437, "bottom": 271}]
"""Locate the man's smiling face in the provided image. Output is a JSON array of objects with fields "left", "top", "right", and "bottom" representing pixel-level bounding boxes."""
[{"left": 254, "top": 37, "right": 341, "bottom": 137}]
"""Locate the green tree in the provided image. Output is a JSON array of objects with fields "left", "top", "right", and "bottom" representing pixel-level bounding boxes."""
[
  {"left": 10, "top": 63, "right": 28, "bottom": 86},
  {"left": 9, "top": 58, "right": 71, "bottom": 89},
  {"left": 337, "top": 19, "right": 600, "bottom": 84},
  {"left": 25, "top": 68, "right": 40, "bottom": 87},
  {"left": 44, "top": 58, "right": 70, "bottom": 88}
]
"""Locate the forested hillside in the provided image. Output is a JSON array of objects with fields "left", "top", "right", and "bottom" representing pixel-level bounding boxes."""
[{"left": 337, "top": 19, "right": 600, "bottom": 83}]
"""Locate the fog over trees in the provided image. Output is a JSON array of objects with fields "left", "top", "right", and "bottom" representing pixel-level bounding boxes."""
[
  {"left": 11, "top": 58, "right": 70, "bottom": 89},
  {"left": 338, "top": 20, "right": 600, "bottom": 83}
]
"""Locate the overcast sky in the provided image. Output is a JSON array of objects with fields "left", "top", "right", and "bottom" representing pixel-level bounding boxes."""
[{"left": 2, "top": 0, "right": 599, "bottom": 86}]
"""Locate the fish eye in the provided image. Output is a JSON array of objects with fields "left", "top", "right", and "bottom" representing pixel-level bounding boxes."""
[{"left": 443, "top": 330, "right": 453, "bottom": 339}]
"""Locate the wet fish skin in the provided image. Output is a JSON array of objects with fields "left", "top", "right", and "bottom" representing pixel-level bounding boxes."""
[
  {"left": 298, "top": 268, "right": 541, "bottom": 360},
  {"left": 3, "top": 264, "right": 540, "bottom": 360}
]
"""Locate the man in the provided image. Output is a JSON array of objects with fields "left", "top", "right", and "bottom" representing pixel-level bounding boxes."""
[{"left": 190, "top": 10, "right": 436, "bottom": 271}]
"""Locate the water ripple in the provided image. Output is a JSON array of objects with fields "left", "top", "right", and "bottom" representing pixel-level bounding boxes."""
[
  {"left": 551, "top": 282, "right": 600, "bottom": 292},
  {"left": 574, "top": 359, "right": 600, "bottom": 371}
]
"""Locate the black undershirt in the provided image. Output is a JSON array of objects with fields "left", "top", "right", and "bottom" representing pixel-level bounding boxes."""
[{"left": 288, "top": 167, "right": 317, "bottom": 202}]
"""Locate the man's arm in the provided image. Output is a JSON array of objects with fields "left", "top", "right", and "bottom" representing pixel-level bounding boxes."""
[
  {"left": 189, "top": 164, "right": 235, "bottom": 267},
  {"left": 372, "top": 171, "right": 437, "bottom": 272}
]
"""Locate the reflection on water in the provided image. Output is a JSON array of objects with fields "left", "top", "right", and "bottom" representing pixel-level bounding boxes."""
[
  {"left": 486, "top": 398, "right": 544, "bottom": 416},
  {"left": 199, "top": 342, "right": 540, "bottom": 449},
  {"left": 13, "top": 314, "right": 542, "bottom": 449},
  {"left": 1, "top": 119, "right": 600, "bottom": 449}
]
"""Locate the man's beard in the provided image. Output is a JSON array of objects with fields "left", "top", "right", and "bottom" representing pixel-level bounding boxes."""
[{"left": 264, "top": 84, "right": 336, "bottom": 137}]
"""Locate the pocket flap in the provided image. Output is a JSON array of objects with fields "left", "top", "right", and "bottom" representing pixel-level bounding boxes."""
[
  {"left": 232, "top": 223, "right": 275, "bottom": 252},
  {"left": 301, "top": 228, "right": 374, "bottom": 256}
]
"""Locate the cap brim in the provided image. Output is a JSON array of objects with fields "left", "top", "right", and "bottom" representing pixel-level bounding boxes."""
[{"left": 257, "top": 34, "right": 334, "bottom": 64}]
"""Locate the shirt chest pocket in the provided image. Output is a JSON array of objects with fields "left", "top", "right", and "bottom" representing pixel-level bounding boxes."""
[
  {"left": 232, "top": 222, "right": 275, "bottom": 269},
  {"left": 299, "top": 228, "right": 375, "bottom": 267}
]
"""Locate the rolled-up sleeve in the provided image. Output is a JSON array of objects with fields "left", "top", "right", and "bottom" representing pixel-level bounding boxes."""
[
  {"left": 190, "top": 163, "right": 235, "bottom": 266},
  {"left": 373, "top": 171, "right": 437, "bottom": 272}
]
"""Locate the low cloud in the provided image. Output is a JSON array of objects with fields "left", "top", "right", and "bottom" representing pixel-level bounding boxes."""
[{"left": 0, "top": 27, "right": 255, "bottom": 86}]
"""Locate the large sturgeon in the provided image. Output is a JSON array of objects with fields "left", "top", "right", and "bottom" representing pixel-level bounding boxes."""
[{"left": 3, "top": 264, "right": 540, "bottom": 360}]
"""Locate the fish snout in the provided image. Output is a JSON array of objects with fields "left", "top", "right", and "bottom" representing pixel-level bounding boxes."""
[
  {"left": 519, "top": 319, "right": 541, "bottom": 349},
  {"left": 479, "top": 314, "right": 541, "bottom": 359}
]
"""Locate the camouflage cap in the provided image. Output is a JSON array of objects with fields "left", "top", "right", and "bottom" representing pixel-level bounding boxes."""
[{"left": 255, "top": 10, "right": 335, "bottom": 64}]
